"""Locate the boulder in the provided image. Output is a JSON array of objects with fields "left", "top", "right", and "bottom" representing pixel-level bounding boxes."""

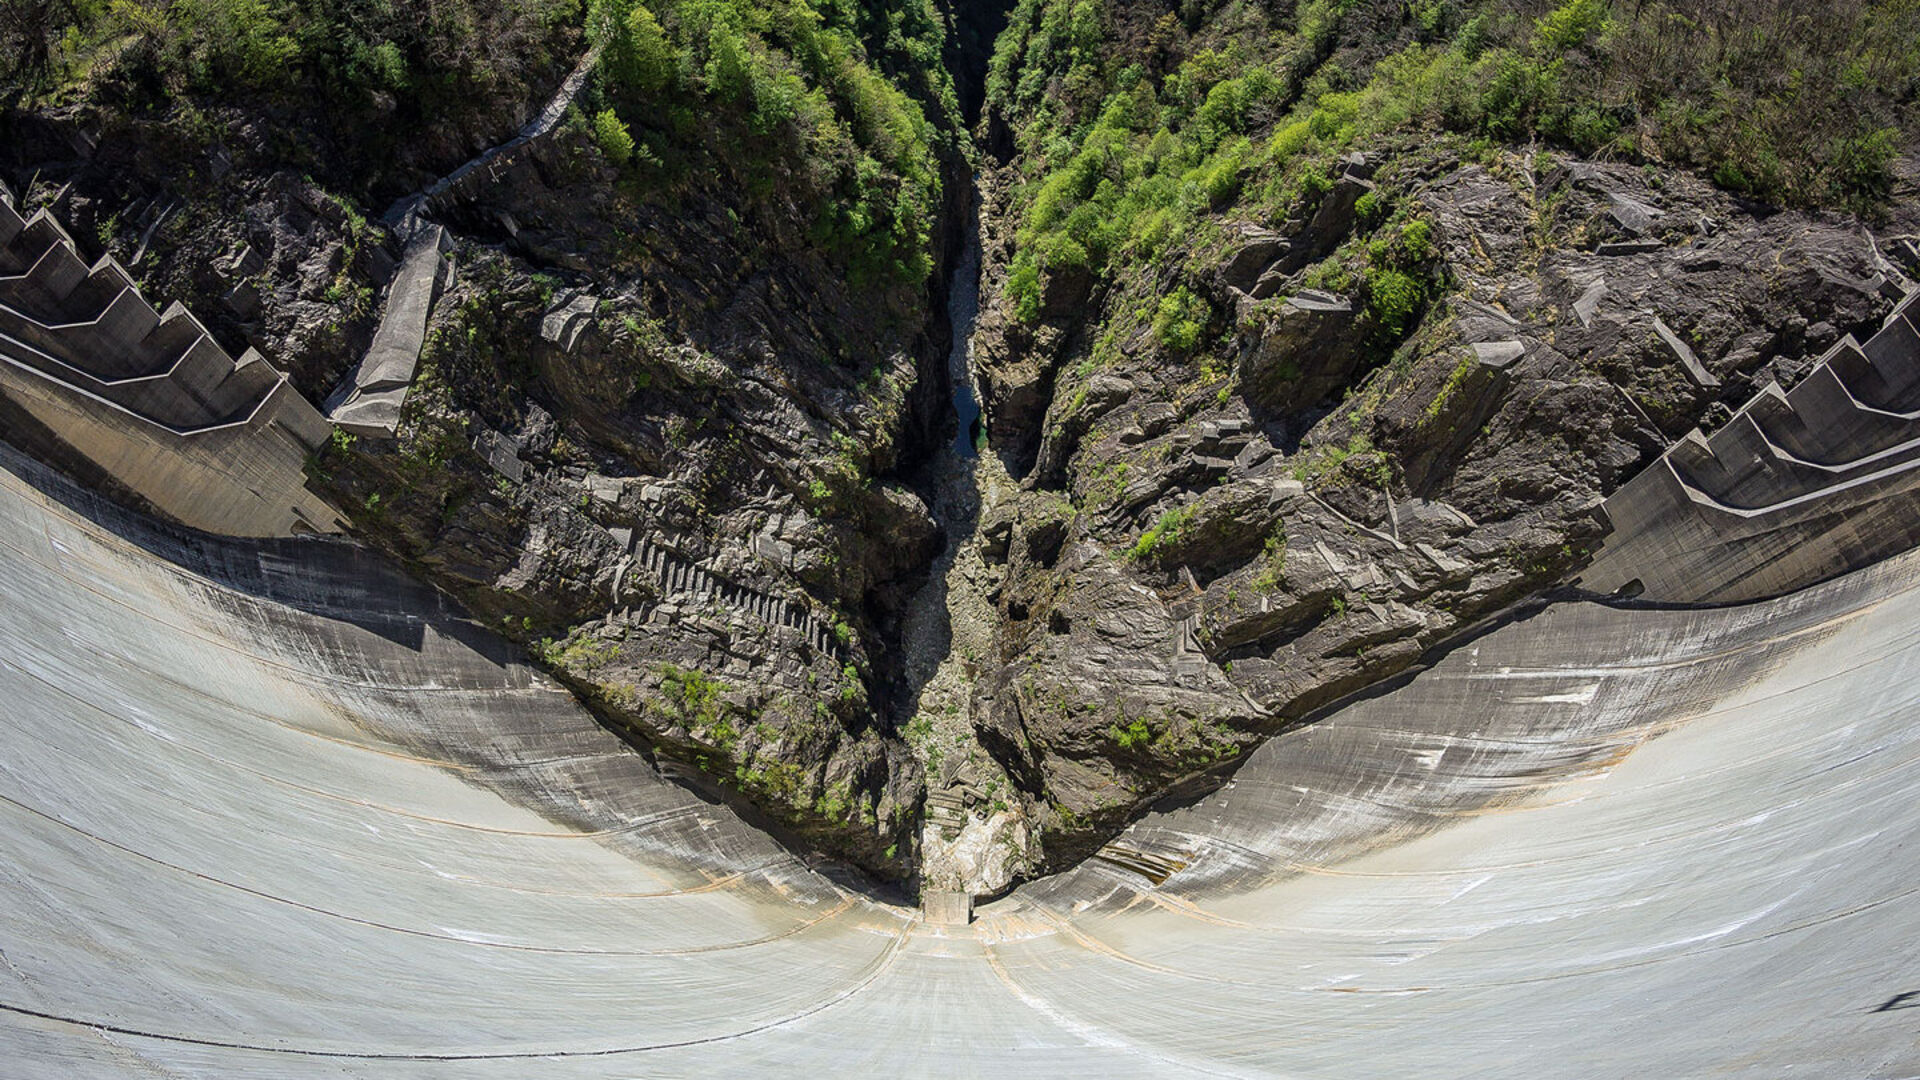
[{"left": 1236, "top": 290, "right": 1365, "bottom": 414}]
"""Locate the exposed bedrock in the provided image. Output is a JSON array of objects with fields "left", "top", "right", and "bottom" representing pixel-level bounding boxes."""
[
  {"left": 9, "top": 115, "right": 1917, "bottom": 888},
  {"left": 963, "top": 143, "right": 1917, "bottom": 874},
  {"left": 8, "top": 26, "right": 1920, "bottom": 894},
  {"left": 298, "top": 123, "right": 971, "bottom": 878},
  {"left": 1, "top": 40, "right": 970, "bottom": 879}
]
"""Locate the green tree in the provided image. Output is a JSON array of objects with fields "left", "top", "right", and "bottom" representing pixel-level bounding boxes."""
[
  {"left": 602, "top": 1, "right": 676, "bottom": 95},
  {"left": 0, "top": 0, "right": 77, "bottom": 104},
  {"left": 592, "top": 107, "right": 636, "bottom": 166},
  {"left": 704, "top": 20, "right": 754, "bottom": 105}
]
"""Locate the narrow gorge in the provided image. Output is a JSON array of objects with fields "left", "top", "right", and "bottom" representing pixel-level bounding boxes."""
[
  {"left": 5, "top": 2, "right": 1920, "bottom": 1075},
  {"left": 5, "top": 0, "right": 1920, "bottom": 898}
]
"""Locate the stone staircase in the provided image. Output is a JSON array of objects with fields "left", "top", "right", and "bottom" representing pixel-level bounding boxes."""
[
  {"left": 0, "top": 189, "right": 341, "bottom": 537},
  {"left": 610, "top": 527, "right": 845, "bottom": 660},
  {"left": 326, "top": 45, "right": 604, "bottom": 439},
  {"left": 1581, "top": 290, "right": 1920, "bottom": 603}
]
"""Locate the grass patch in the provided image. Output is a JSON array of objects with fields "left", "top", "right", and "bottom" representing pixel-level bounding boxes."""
[{"left": 1127, "top": 503, "right": 1196, "bottom": 563}]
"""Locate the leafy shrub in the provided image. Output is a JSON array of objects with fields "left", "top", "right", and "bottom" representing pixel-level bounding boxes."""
[
  {"left": 1110, "top": 718, "right": 1152, "bottom": 751},
  {"left": 1128, "top": 503, "right": 1195, "bottom": 562},
  {"left": 592, "top": 108, "right": 636, "bottom": 166},
  {"left": 1532, "top": 0, "right": 1610, "bottom": 54},
  {"left": 1369, "top": 216, "right": 1437, "bottom": 268},
  {"left": 1187, "top": 136, "right": 1251, "bottom": 208},
  {"left": 659, "top": 663, "right": 726, "bottom": 728},
  {"left": 351, "top": 39, "right": 408, "bottom": 91},
  {"left": 1480, "top": 53, "right": 1559, "bottom": 139},
  {"left": 1152, "top": 286, "right": 1208, "bottom": 353},
  {"left": 1267, "top": 113, "right": 1313, "bottom": 157},
  {"left": 702, "top": 19, "right": 754, "bottom": 104},
  {"left": 1364, "top": 267, "right": 1427, "bottom": 340},
  {"left": 597, "top": 1, "right": 677, "bottom": 94},
  {"left": 1006, "top": 254, "right": 1044, "bottom": 323}
]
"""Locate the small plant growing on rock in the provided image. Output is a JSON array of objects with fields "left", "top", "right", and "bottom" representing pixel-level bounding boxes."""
[
  {"left": 1152, "top": 286, "right": 1208, "bottom": 353},
  {"left": 658, "top": 663, "right": 726, "bottom": 728},
  {"left": 1252, "top": 528, "right": 1289, "bottom": 591},
  {"left": 1111, "top": 718, "right": 1153, "bottom": 751},
  {"left": 1127, "top": 503, "right": 1196, "bottom": 563}
]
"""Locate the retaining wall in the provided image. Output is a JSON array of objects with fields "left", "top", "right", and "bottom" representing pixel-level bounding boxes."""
[
  {"left": 0, "top": 194, "right": 342, "bottom": 536},
  {"left": 1580, "top": 291, "right": 1920, "bottom": 602}
]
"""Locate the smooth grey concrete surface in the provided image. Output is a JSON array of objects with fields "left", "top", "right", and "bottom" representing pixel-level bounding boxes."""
[
  {"left": 1, "top": 440, "right": 1917, "bottom": 1078},
  {"left": 1583, "top": 291, "right": 1920, "bottom": 603},
  {"left": 0, "top": 194, "right": 341, "bottom": 537},
  {"left": 327, "top": 226, "right": 450, "bottom": 439}
]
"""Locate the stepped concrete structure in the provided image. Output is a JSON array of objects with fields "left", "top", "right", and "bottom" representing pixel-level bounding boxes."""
[
  {"left": 0, "top": 190, "right": 342, "bottom": 537},
  {"left": 1581, "top": 291, "right": 1920, "bottom": 602},
  {"left": 4, "top": 379, "right": 1920, "bottom": 1075}
]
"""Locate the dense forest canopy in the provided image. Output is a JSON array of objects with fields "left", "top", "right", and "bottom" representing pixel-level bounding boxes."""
[
  {"left": 988, "top": 0, "right": 1920, "bottom": 322},
  {"left": 0, "top": 0, "right": 959, "bottom": 285}
]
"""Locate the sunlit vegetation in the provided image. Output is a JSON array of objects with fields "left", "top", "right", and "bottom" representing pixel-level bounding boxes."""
[
  {"left": 1, "top": 0, "right": 961, "bottom": 288},
  {"left": 2, "top": 0, "right": 583, "bottom": 176},
  {"left": 992, "top": 0, "right": 1920, "bottom": 322},
  {"left": 585, "top": 0, "right": 960, "bottom": 285}
]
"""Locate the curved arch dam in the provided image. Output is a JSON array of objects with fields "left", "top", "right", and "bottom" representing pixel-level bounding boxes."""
[{"left": 1, "top": 439, "right": 1917, "bottom": 1079}]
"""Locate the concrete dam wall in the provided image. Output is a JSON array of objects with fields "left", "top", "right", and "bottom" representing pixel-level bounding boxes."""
[
  {"left": 1581, "top": 291, "right": 1920, "bottom": 603},
  {"left": 0, "top": 191, "right": 341, "bottom": 537},
  {"left": 1, "top": 423, "right": 1916, "bottom": 1076},
  {"left": 2, "top": 128, "right": 1919, "bottom": 1074}
]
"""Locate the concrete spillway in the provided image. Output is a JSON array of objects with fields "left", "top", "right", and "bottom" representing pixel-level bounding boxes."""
[{"left": 2, "top": 440, "right": 1918, "bottom": 1078}]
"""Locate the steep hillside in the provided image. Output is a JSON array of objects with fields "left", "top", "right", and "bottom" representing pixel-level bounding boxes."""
[
  {"left": 951, "top": 0, "right": 1920, "bottom": 874},
  {"left": 2, "top": 0, "right": 969, "bottom": 880}
]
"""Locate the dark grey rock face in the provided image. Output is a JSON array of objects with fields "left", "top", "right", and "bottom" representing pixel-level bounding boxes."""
[
  {"left": 294, "top": 124, "right": 970, "bottom": 876},
  {"left": 2, "top": 58, "right": 967, "bottom": 878},
  {"left": 962, "top": 145, "right": 1909, "bottom": 871},
  {"left": 1237, "top": 290, "right": 1364, "bottom": 414}
]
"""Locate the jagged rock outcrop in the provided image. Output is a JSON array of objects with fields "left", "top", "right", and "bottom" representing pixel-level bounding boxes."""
[
  {"left": 284, "top": 66, "right": 969, "bottom": 874},
  {"left": 3, "top": 3, "right": 968, "bottom": 881},
  {"left": 304, "top": 206, "right": 953, "bottom": 874},
  {"left": 964, "top": 144, "right": 1912, "bottom": 872}
]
